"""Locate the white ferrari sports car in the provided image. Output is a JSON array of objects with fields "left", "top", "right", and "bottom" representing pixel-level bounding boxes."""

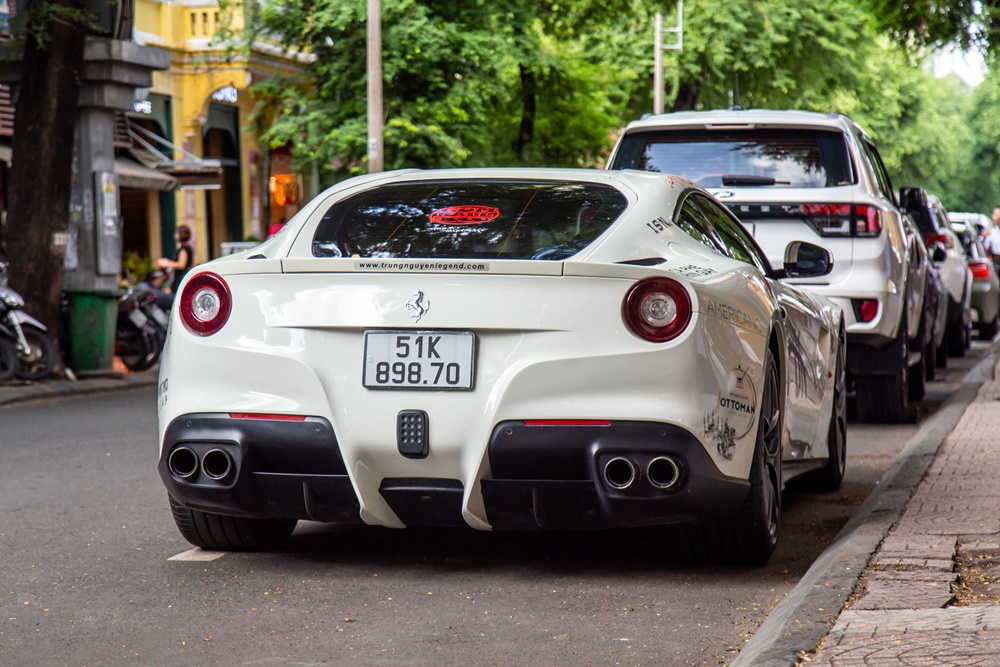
[{"left": 157, "top": 168, "right": 846, "bottom": 565}]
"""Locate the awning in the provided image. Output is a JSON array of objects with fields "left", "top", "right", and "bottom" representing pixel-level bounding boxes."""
[
  {"left": 0, "top": 146, "right": 176, "bottom": 191},
  {"left": 115, "top": 156, "right": 179, "bottom": 191},
  {"left": 129, "top": 125, "right": 223, "bottom": 190}
]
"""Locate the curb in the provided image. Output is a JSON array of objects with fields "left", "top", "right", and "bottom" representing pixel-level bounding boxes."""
[
  {"left": 730, "top": 345, "right": 1000, "bottom": 667},
  {"left": 0, "top": 368, "right": 160, "bottom": 407}
]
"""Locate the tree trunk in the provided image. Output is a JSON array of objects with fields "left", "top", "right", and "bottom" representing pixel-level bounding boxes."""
[
  {"left": 672, "top": 80, "right": 701, "bottom": 112},
  {"left": 514, "top": 64, "right": 536, "bottom": 162},
  {"left": 6, "top": 0, "right": 88, "bottom": 345}
]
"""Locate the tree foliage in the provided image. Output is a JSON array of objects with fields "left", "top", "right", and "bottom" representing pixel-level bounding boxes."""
[{"left": 233, "top": 0, "right": 996, "bottom": 205}]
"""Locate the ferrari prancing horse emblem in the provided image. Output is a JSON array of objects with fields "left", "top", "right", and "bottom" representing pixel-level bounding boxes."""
[{"left": 406, "top": 291, "right": 430, "bottom": 322}]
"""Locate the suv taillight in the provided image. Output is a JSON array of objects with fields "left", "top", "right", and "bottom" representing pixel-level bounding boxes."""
[
  {"left": 925, "top": 233, "right": 954, "bottom": 249},
  {"left": 970, "top": 261, "right": 992, "bottom": 282},
  {"left": 728, "top": 203, "right": 883, "bottom": 238},
  {"left": 799, "top": 204, "right": 882, "bottom": 237}
]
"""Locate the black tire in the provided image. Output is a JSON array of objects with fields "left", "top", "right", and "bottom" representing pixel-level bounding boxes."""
[
  {"left": 117, "top": 323, "right": 161, "bottom": 372},
  {"left": 947, "top": 315, "right": 966, "bottom": 357},
  {"left": 855, "top": 315, "right": 913, "bottom": 423},
  {"left": 169, "top": 496, "right": 297, "bottom": 551},
  {"left": 15, "top": 325, "right": 57, "bottom": 381},
  {"left": 670, "top": 351, "right": 782, "bottom": 566},
  {"left": 935, "top": 336, "right": 948, "bottom": 369},
  {"left": 979, "top": 314, "right": 998, "bottom": 341},
  {"left": 908, "top": 318, "right": 926, "bottom": 402},
  {"left": 924, "top": 335, "right": 937, "bottom": 382},
  {"left": 812, "top": 335, "right": 847, "bottom": 492},
  {"left": 0, "top": 338, "right": 17, "bottom": 382}
]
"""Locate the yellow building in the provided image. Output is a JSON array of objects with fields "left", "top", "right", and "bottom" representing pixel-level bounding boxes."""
[{"left": 129, "top": 0, "right": 310, "bottom": 265}]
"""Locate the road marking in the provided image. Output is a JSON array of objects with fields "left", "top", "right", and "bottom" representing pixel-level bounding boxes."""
[{"left": 168, "top": 548, "right": 227, "bottom": 562}]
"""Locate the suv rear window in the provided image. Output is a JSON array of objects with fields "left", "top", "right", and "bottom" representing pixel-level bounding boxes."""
[
  {"left": 611, "top": 128, "right": 854, "bottom": 188},
  {"left": 312, "top": 180, "right": 628, "bottom": 260}
]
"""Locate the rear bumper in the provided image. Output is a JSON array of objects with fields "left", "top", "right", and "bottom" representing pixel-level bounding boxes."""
[
  {"left": 483, "top": 421, "right": 749, "bottom": 530},
  {"left": 159, "top": 415, "right": 749, "bottom": 530},
  {"left": 158, "top": 414, "right": 362, "bottom": 524}
]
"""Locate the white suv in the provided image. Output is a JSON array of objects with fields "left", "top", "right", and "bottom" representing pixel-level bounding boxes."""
[{"left": 608, "top": 109, "right": 926, "bottom": 423}]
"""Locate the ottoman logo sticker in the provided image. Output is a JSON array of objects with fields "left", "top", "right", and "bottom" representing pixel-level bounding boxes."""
[{"left": 704, "top": 366, "right": 757, "bottom": 461}]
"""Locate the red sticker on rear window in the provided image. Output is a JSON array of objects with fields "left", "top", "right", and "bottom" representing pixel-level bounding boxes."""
[{"left": 429, "top": 205, "right": 500, "bottom": 225}]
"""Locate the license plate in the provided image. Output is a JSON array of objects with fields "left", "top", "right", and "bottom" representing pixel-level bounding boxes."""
[
  {"left": 363, "top": 331, "right": 475, "bottom": 390},
  {"left": 128, "top": 308, "right": 149, "bottom": 329}
]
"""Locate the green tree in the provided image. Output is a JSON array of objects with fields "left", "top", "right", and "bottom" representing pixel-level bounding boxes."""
[
  {"left": 226, "top": 0, "right": 655, "bottom": 176},
  {"left": 665, "top": 0, "right": 870, "bottom": 111}
]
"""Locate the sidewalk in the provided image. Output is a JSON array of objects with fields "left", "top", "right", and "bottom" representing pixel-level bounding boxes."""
[
  {"left": 0, "top": 366, "right": 160, "bottom": 407},
  {"left": 735, "top": 347, "right": 1000, "bottom": 667}
]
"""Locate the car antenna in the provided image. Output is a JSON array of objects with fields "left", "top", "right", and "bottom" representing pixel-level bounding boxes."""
[{"left": 732, "top": 73, "right": 743, "bottom": 111}]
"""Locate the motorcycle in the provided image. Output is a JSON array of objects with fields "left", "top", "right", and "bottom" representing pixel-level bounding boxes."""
[
  {"left": 0, "top": 283, "right": 58, "bottom": 381},
  {"left": 116, "top": 285, "right": 168, "bottom": 371}
]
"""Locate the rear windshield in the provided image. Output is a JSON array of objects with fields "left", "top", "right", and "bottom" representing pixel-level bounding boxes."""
[
  {"left": 312, "top": 180, "right": 629, "bottom": 260},
  {"left": 611, "top": 128, "right": 854, "bottom": 188}
]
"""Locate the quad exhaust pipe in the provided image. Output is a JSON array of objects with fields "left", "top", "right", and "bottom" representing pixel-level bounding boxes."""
[
  {"left": 167, "top": 446, "right": 198, "bottom": 479},
  {"left": 202, "top": 449, "right": 233, "bottom": 480},
  {"left": 647, "top": 456, "right": 681, "bottom": 490},
  {"left": 603, "top": 457, "right": 637, "bottom": 490},
  {"left": 602, "top": 454, "right": 683, "bottom": 492},
  {"left": 167, "top": 446, "right": 235, "bottom": 482}
]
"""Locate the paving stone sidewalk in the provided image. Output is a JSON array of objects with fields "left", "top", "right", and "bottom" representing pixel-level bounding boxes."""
[{"left": 806, "top": 363, "right": 1000, "bottom": 666}]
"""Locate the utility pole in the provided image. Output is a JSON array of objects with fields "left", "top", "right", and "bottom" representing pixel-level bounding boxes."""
[
  {"left": 367, "top": 0, "right": 383, "bottom": 173},
  {"left": 653, "top": 1, "right": 683, "bottom": 115}
]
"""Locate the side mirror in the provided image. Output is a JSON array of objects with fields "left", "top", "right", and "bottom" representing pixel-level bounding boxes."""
[
  {"left": 782, "top": 241, "right": 833, "bottom": 278},
  {"left": 898, "top": 186, "right": 926, "bottom": 214},
  {"left": 932, "top": 244, "right": 947, "bottom": 263}
]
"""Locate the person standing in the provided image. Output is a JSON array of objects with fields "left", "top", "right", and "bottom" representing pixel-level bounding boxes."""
[{"left": 156, "top": 225, "right": 195, "bottom": 303}]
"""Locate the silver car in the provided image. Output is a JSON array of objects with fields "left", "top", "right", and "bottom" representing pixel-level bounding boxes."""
[{"left": 608, "top": 109, "right": 926, "bottom": 423}]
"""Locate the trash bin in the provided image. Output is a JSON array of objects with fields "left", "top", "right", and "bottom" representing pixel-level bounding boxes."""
[{"left": 65, "top": 289, "right": 120, "bottom": 373}]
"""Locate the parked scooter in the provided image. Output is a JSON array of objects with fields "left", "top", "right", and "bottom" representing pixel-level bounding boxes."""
[
  {"left": 0, "top": 263, "right": 58, "bottom": 381},
  {"left": 116, "top": 285, "right": 167, "bottom": 371}
]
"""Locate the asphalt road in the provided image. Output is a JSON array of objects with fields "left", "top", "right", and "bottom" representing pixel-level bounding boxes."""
[{"left": 0, "top": 341, "right": 988, "bottom": 666}]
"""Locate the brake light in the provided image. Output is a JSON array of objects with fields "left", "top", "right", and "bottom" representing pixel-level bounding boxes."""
[
  {"left": 179, "top": 272, "right": 232, "bottom": 336},
  {"left": 798, "top": 204, "right": 882, "bottom": 237},
  {"left": 854, "top": 205, "right": 882, "bottom": 236},
  {"left": 970, "top": 261, "right": 992, "bottom": 281},
  {"left": 523, "top": 420, "right": 612, "bottom": 426},
  {"left": 622, "top": 277, "right": 692, "bottom": 342},
  {"left": 852, "top": 299, "right": 879, "bottom": 323},
  {"left": 229, "top": 413, "right": 307, "bottom": 421},
  {"left": 925, "top": 233, "right": 953, "bottom": 249}
]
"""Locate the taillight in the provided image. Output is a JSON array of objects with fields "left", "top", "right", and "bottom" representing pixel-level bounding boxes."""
[
  {"left": 179, "top": 272, "right": 232, "bottom": 336},
  {"left": 798, "top": 204, "right": 882, "bottom": 237},
  {"left": 970, "top": 261, "right": 992, "bottom": 281},
  {"left": 622, "top": 277, "right": 692, "bottom": 342},
  {"left": 851, "top": 299, "right": 879, "bottom": 323},
  {"left": 925, "top": 233, "right": 954, "bottom": 249}
]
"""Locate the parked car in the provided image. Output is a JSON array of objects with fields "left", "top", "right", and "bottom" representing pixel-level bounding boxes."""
[
  {"left": 950, "top": 221, "right": 1000, "bottom": 340},
  {"left": 607, "top": 109, "right": 926, "bottom": 422},
  {"left": 903, "top": 214, "right": 948, "bottom": 383},
  {"left": 899, "top": 188, "right": 973, "bottom": 358},
  {"left": 949, "top": 211, "right": 1000, "bottom": 274},
  {"left": 157, "top": 168, "right": 847, "bottom": 566}
]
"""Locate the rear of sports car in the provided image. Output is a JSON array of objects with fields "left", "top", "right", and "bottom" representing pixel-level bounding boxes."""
[{"left": 157, "top": 173, "right": 766, "bottom": 543}]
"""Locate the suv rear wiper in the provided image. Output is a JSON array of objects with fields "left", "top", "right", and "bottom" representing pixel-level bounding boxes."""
[{"left": 721, "top": 174, "right": 788, "bottom": 186}]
